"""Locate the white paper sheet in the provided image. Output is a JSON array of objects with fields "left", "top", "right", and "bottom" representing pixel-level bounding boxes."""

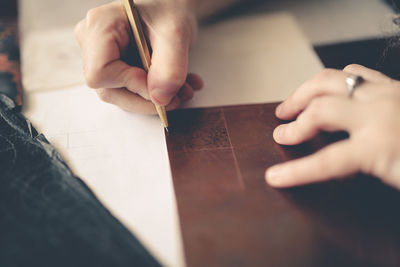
[
  {"left": 24, "top": 13, "right": 323, "bottom": 267},
  {"left": 24, "top": 87, "right": 185, "bottom": 267}
]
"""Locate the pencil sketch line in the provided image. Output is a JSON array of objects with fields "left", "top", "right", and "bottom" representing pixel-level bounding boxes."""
[{"left": 221, "top": 108, "right": 245, "bottom": 190}]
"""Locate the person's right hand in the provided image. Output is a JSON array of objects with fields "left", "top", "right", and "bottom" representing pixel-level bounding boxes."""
[{"left": 75, "top": 0, "right": 203, "bottom": 114}]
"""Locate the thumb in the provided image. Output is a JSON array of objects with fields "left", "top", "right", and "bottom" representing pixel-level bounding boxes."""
[{"left": 147, "top": 35, "right": 190, "bottom": 106}]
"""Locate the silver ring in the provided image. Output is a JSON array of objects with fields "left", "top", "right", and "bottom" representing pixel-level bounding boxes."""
[{"left": 346, "top": 74, "right": 364, "bottom": 98}]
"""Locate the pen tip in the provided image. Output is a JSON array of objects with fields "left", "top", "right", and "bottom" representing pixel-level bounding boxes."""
[{"left": 165, "top": 127, "right": 169, "bottom": 134}]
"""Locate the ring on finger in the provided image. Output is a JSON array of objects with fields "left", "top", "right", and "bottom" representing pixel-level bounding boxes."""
[{"left": 346, "top": 74, "right": 364, "bottom": 98}]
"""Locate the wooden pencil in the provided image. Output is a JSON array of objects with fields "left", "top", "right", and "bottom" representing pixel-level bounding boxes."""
[{"left": 123, "top": 0, "right": 169, "bottom": 129}]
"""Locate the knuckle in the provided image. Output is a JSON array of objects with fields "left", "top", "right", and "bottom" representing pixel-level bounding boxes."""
[
  {"left": 305, "top": 98, "right": 325, "bottom": 121},
  {"left": 343, "top": 64, "right": 361, "bottom": 72},
  {"left": 306, "top": 69, "right": 337, "bottom": 92},
  {"left": 314, "top": 69, "right": 338, "bottom": 83},
  {"left": 290, "top": 79, "right": 314, "bottom": 101},
  {"left": 85, "top": 68, "right": 104, "bottom": 89},
  {"left": 86, "top": 7, "right": 104, "bottom": 25},
  {"left": 126, "top": 68, "right": 146, "bottom": 85},
  {"left": 300, "top": 79, "right": 317, "bottom": 96},
  {"left": 96, "top": 89, "right": 112, "bottom": 103},
  {"left": 74, "top": 20, "right": 84, "bottom": 41},
  {"left": 85, "top": 5, "right": 127, "bottom": 41}
]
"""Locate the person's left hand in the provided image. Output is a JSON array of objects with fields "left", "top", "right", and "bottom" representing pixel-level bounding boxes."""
[{"left": 265, "top": 64, "right": 400, "bottom": 190}]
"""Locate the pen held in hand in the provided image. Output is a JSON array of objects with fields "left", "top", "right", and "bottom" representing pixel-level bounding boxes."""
[{"left": 123, "top": 0, "right": 169, "bottom": 129}]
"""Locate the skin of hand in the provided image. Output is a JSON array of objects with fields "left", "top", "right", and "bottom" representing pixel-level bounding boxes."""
[
  {"left": 266, "top": 64, "right": 400, "bottom": 190},
  {"left": 75, "top": 0, "right": 204, "bottom": 114}
]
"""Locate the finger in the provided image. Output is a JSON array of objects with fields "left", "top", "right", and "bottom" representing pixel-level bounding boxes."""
[
  {"left": 166, "top": 96, "right": 181, "bottom": 111},
  {"left": 276, "top": 69, "right": 369, "bottom": 120},
  {"left": 148, "top": 31, "right": 191, "bottom": 106},
  {"left": 187, "top": 73, "right": 204, "bottom": 91},
  {"left": 96, "top": 87, "right": 186, "bottom": 114},
  {"left": 343, "top": 64, "right": 392, "bottom": 84},
  {"left": 177, "top": 83, "right": 195, "bottom": 102},
  {"left": 74, "top": 19, "right": 85, "bottom": 47},
  {"left": 273, "top": 96, "right": 361, "bottom": 145},
  {"left": 266, "top": 140, "right": 360, "bottom": 188},
  {"left": 96, "top": 88, "right": 156, "bottom": 114},
  {"left": 82, "top": 3, "right": 130, "bottom": 63},
  {"left": 81, "top": 3, "right": 133, "bottom": 87},
  {"left": 86, "top": 60, "right": 149, "bottom": 100}
]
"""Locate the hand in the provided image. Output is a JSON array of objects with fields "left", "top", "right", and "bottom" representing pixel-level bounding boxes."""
[
  {"left": 75, "top": 1, "right": 203, "bottom": 114},
  {"left": 266, "top": 64, "right": 400, "bottom": 190}
]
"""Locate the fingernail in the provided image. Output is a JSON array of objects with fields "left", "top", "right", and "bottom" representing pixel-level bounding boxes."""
[
  {"left": 151, "top": 88, "right": 170, "bottom": 105},
  {"left": 138, "top": 90, "right": 150, "bottom": 101},
  {"left": 166, "top": 97, "right": 179, "bottom": 111},
  {"left": 179, "top": 93, "right": 192, "bottom": 102},
  {"left": 273, "top": 126, "right": 283, "bottom": 142},
  {"left": 265, "top": 165, "right": 283, "bottom": 186},
  {"left": 187, "top": 73, "right": 204, "bottom": 90},
  {"left": 276, "top": 103, "right": 283, "bottom": 116}
]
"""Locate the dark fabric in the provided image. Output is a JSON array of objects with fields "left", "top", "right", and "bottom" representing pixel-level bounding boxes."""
[
  {"left": 384, "top": 0, "right": 400, "bottom": 12},
  {"left": 0, "top": 0, "right": 17, "bottom": 17},
  {"left": 0, "top": 94, "right": 161, "bottom": 267},
  {"left": 314, "top": 38, "right": 400, "bottom": 81}
]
